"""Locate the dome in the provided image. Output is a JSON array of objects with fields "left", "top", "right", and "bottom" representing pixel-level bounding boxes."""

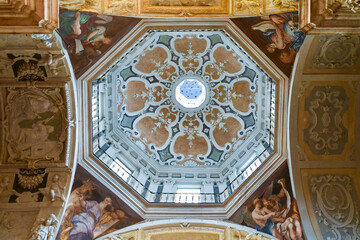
[{"left": 89, "top": 26, "right": 278, "bottom": 204}]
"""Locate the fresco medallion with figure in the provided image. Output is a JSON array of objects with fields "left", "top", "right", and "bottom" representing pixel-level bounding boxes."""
[{"left": 96, "top": 29, "right": 275, "bottom": 168}]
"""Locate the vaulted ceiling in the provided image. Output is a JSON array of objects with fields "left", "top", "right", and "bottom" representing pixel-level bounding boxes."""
[{"left": 0, "top": 0, "right": 359, "bottom": 239}]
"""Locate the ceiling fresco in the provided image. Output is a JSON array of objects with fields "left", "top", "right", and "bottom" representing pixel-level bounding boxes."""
[
  {"left": 57, "top": 166, "right": 143, "bottom": 240},
  {"left": 97, "top": 29, "right": 275, "bottom": 167},
  {"left": 232, "top": 12, "right": 305, "bottom": 77},
  {"left": 58, "top": 9, "right": 141, "bottom": 78},
  {"left": 56, "top": 9, "right": 304, "bottom": 79},
  {"left": 230, "top": 163, "right": 304, "bottom": 240}
]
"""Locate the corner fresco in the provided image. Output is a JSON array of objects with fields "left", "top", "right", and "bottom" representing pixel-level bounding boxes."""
[
  {"left": 231, "top": 12, "right": 305, "bottom": 76},
  {"left": 58, "top": 9, "right": 141, "bottom": 78},
  {"left": 57, "top": 166, "right": 143, "bottom": 240},
  {"left": 230, "top": 164, "right": 304, "bottom": 240}
]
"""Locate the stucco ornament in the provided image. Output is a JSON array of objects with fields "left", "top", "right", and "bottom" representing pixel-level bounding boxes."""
[
  {"left": 31, "top": 34, "right": 56, "bottom": 48},
  {"left": 345, "top": 0, "right": 360, "bottom": 12},
  {"left": 234, "top": 0, "right": 262, "bottom": 15},
  {"left": 30, "top": 214, "right": 59, "bottom": 240},
  {"left": 18, "top": 169, "right": 46, "bottom": 190},
  {"left": 269, "top": 0, "right": 298, "bottom": 8},
  {"left": 310, "top": 175, "right": 360, "bottom": 239},
  {"left": 0, "top": 211, "right": 14, "bottom": 230}
]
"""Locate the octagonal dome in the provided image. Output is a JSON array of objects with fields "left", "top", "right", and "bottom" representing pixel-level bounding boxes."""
[{"left": 91, "top": 28, "right": 276, "bottom": 204}]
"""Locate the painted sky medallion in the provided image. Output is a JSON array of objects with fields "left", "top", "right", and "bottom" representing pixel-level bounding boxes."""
[{"left": 99, "top": 29, "right": 275, "bottom": 167}]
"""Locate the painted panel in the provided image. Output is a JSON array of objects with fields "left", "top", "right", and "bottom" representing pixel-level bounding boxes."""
[
  {"left": 58, "top": 9, "right": 141, "bottom": 78},
  {"left": 56, "top": 166, "right": 143, "bottom": 240},
  {"left": 303, "top": 35, "right": 360, "bottom": 74},
  {"left": 0, "top": 87, "right": 67, "bottom": 166},
  {"left": 297, "top": 81, "right": 355, "bottom": 161},
  {"left": 230, "top": 164, "right": 304, "bottom": 240},
  {"left": 231, "top": 12, "right": 305, "bottom": 77},
  {"left": 301, "top": 168, "right": 360, "bottom": 240}
]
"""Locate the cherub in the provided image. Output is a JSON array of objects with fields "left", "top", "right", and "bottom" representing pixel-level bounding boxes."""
[
  {"left": 30, "top": 214, "right": 58, "bottom": 240},
  {"left": 0, "top": 176, "right": 12, "bottom": 195},
  {"left": 39, "top": 174, "right": 66, "bottom": 202}
]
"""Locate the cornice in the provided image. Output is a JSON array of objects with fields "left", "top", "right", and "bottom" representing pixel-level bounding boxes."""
[{"left": 0, "top": 0, "right": 58, "bottom": 33}]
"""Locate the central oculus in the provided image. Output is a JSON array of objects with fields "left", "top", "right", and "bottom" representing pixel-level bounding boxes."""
[
  {"left": 176, "top": 79, "right": 206, "bottom": 108},
  {"left": 171, "top": 76, "right": 210, "bottom": 112}
]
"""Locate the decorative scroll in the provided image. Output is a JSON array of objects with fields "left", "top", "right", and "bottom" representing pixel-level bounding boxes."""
[
  {"left": 312, "top": 35, "right": 360, "bottom": 69},
  {"left": 310, "top": 174, "right": 360, "bottom": 239},
  {"left": 304, "top": 86, "right": 349, "bottom": 155}
]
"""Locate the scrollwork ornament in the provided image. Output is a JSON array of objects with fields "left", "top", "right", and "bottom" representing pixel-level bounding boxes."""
[
  {"left": 313, "top": 35, "right": 360, "bottom": 69},
  {"left": 304, "top": 86, "right": 348, "bottom": 155},
  {"left": 310, "top": 175, "right": 360, "bottom": 239},
  {"left": 31, "top": 34, "right": 56, "bottom": 48}
]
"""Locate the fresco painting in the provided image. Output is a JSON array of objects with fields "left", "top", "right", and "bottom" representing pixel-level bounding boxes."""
[
  {"left": 58, "top": 8, "right": 141, "bottom": 78},
  {"left": 230, "top": 164, "right": 304, "bottom": 240},
  {"left": 232, "top": 12, "right": 305, "bottom": 76},
  {"left": 57, "top": 166, "right": 143, "bottom": 240}
]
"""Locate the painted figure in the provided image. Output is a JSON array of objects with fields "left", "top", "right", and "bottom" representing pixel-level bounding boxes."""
[
  {"left": 251, "top": 198, "right": 285, "bottom": 238},
  {"left": 233, "top": 177, "right": 303, "bottom": 240},
  {"left": 59, "top": 182, "right": 127, "bottom": 240},
  {"left": 67, "top": 196, "right": 112, "bottom": 239},
  {"left": 59, "top": 11, "right": 112, "bottom": 54},
  {"left": 251, "top": 13, "right": 305, "bottom": 64}
]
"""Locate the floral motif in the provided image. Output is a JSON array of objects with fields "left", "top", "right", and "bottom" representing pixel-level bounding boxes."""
[{"left": 106, "top": 30, "right": 272, "bottom": 166}]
